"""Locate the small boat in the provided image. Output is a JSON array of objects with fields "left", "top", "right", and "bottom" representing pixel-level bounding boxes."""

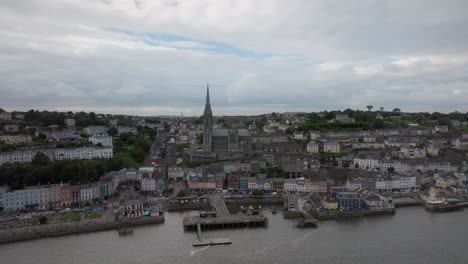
[
  {"left": 249, "top": 205, "right": 254, "bottom": 210},
  {"left": 240, "top": 206, "right": 246, "bottom": 212},
  {"left": 258, "top": 205, "right": 262, "bottom": 210},
  {"left": 271, "top": 207, "right": 277, "bottom": 214}
]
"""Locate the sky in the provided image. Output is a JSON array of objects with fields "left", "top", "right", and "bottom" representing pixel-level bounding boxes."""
[{"left": 1, "top": 0, "right": 468, "bottom": 116}]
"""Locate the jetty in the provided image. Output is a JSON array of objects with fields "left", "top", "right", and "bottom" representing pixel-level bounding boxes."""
[
  {"left": 183, "top": 214, "right": 268, "bottom": 231},
  {"left": 183, "top": 195, "right": 269, "bottom": 231},
  {"left": 192, "top": 223, "right": 232, "bottom": 247}
]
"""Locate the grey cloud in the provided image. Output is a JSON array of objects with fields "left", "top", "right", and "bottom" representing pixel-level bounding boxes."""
[{"left": 0, "top": 0, "right": 467, "bottom": 115}]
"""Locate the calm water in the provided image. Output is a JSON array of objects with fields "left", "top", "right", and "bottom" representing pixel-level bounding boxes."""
[{"left": 1, "top": 207, "right": 468, "bottom": 264}]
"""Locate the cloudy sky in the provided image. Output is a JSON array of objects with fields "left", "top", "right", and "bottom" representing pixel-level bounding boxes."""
[{"left": 1, "top": 0, "right": 468, "bottom": 116}]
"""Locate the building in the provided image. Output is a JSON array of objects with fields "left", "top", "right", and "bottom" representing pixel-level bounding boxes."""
[
  {"left": 84, "top": 126, "right": 107, "bottom": 136},
  {"left": 3, "top": 124, "right": 19, "bottom": 133},
  {"left": 323, "top": 141, "right": 340, "bottom": 153},
  {"left": 399, "top": 147, "right": 426, "bottom": 159},
  {"left": 363, "top": 192, "right": 394, "bottom": 210},
  {"left": 203, "top": 85, "right": 251, "bottom": 152},
  {"left": 283, "top": 160, "right": 304, "bottom": 178},
  {"left": 168, "top": 166, "right": 184, "bottom": 181},
  {"left": 293, "top": 131, "right": 304, "bottom": 140},
  {"left": 0, "top": 147, "right": 113, "bottom": 165},
  {"left": 335, "top": 191, "right": 363, "bottom": 211},
  {"left": 64, "top": 118, "right": 76, "bottom": 127},
  {"left": 0, "top": 112, "right": 12, "bottom": 121},
  {"left": 334, "top": 114, "right": 355, "bottom": 123},
  {"left": 0, "top": 134, "right": 32, "bottom": 144},
  {"left": 306, "top": 142, "right": 319, "bottom": 153},
  {"left": 117, "top": 126, "right": 137, "bottom": 135},
  {"left": 88, "top": 135, "right": 113, "bottom": 147}
]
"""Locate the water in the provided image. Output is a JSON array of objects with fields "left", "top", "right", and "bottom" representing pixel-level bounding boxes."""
[{"left": 1, "top": 208, "right": 468, "bottom": 264}]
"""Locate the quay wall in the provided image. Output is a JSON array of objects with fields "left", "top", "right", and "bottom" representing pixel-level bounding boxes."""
[{"left": 0, "top": 217, "right": 165, "bottom": 244}]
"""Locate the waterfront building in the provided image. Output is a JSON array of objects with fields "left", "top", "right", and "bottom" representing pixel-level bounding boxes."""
[
  {"left": 284, "top": 179, "right": 298, "bottom": 194},
  {"left": 362, "top": 192, "right": 394, "bottom": 210},
  {"left": 240, "top": 177, "right": 249, "bottom": 192},
  {"left": 271, "top": 178, "right": 284, "bottom": 193},
  {"left": 335, "top": 191, "right": 363, "bottom": 211},
  {"left": 227, "top": 175, "right": 240, "bottom": 191}
]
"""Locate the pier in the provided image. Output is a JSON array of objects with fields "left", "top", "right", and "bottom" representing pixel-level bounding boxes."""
[
  {"left": 183, "top": 215, "right": 268, "bottom": 231},
  {"left": 183, "top": 195, "right": 269, "bottom": 232},
  {"left": 192, "top": 223, "right": 232, "bottom": 247}
]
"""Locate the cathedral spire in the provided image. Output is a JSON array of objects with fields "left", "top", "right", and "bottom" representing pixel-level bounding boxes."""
[{"left": 205, "top": 83, "right": 211, "bottom": 106}]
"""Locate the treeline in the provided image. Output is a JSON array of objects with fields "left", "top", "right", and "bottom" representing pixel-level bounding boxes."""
[
  {"left": 0, "top": 127, "right": 157, "bottom": 190},
  {"left": 0, "top": 157, "right": 127, "bottom": 190},
  {"left": 22, "top": 110, "right": 106, "bottom": 127}
]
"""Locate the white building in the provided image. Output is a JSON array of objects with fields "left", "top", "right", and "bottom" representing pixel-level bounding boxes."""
[
  {"left": 353, "top": 158, "right": 379, "bottom": 171},
  {"left": 399, "top": 147, "right": 426, "bottom": 159},
  {"left": 55, "top": 147, "right": 113, "bottom": 161},
  {"left": 64, "top": 118, "right": 76, "bottom": 127},
  {"left": 0, "top": 134, "right": 32, "bottom": 144},
  {"left": 293, "top": 131, "right": 304, "bottom": 140},
  {"left": 0, "top": 147, "right": 113, "bottom": 165},
  {"left": 89, "top": 135, "right": 113, "bottom": 147},
  {"left": 306, "top": 142, "right": 319, "bottom": 153}
]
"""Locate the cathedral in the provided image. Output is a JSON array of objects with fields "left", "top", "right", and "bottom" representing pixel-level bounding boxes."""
[{"left": 203, "top": 84, "right": 251, "bottom": 153}]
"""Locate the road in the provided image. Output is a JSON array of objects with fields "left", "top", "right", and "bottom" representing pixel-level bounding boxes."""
[{"left": 210, "top": 194, "right": 230, "bottom": 216}]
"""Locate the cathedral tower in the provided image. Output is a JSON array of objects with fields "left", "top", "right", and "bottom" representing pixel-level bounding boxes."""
[{"left": 203, "top": 83, "right": 213, "bottom": 151}]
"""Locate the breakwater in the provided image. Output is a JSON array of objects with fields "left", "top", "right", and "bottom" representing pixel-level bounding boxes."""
[{"left": 0, "top": 216, "right": 165, "bottom": 244}]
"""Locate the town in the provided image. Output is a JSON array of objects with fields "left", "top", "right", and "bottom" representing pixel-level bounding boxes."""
[{"left": 0, "top": 85, "right": 468, "bottom": 243}]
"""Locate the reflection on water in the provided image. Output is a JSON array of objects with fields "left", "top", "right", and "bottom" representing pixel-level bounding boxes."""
[{"left": 1, "top": 208, "right": 468, "bottom": 264}]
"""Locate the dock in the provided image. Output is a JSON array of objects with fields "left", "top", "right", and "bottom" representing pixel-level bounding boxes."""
[
  {"left": 183, "top": 215, "right": 268, "bottom": 231},
  {"left": 193, "top": 238, "right": 232, "bottom": 246}
]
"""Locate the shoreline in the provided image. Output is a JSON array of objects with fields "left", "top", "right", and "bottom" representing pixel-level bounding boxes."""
[{"left": 0, "top": 216, "right": 164, "bottom": 244}]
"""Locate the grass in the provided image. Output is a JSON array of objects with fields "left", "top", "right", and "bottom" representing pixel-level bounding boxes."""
[
  {"left": 58, "top": 213, "right": 81, "bottom": 222},
  {"left": 84, "top": 213, "right": 102, "bottom": 220}
]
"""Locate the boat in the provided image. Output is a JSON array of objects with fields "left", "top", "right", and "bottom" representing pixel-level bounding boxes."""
[
  {"left": 240, "top": 206, "right": 246, "bottom": 212},
  {"left": 271, "top": 207, "right": 277, "bottom": 214},
  {"left": 249, "top": 205, "right": 254, "bottom": 210}
]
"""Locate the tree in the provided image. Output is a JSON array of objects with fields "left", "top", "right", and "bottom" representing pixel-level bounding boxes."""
[
  {"left": 177, "top": 188, "right": 190, "bottom": 197},
  {"left": 372, "top": 119, "right": 385, "bottom": 129},
  {"left": 39, "top": 215, "right": 48, "bottom": 225},
  {"left": 196, "top": 133, "right": 204, "bottom": 145},
  {"left": 251, "top": 189, "right": 264, "bottom": 196},
  {"left": 366, "top": 105, "right": 373, "bottom": 112},
  {"left": 32, "top": 152, "right": 51, "bottom": 166},
  {"left": 107, "top": 127, "right": 118, "bottom": 136}
]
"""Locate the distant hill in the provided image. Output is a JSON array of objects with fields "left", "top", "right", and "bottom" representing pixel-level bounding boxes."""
[{"left": 0, "top": 108, "right": 5, "bottom": 113}]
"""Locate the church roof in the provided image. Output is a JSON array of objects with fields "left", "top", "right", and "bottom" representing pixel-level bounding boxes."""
[{"left": 212, "top": 128, "right": 250, "bottom": 137}]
